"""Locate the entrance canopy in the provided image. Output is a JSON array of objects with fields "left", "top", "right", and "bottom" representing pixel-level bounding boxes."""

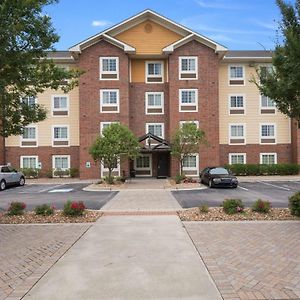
[{"left": 138, "top": 132, "right": 170, "bottom": 152}]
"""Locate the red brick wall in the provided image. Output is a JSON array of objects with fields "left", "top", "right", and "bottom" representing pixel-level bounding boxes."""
[
  {"left": 0, "top": 136, "right": 4, "bottom": 164},
  {"left": 78, "top": 40, "right": 130, "bottom": 179},
  {"left": 219, "top": 144, "right": 292, "bottom": 165},
  {"left": 168, "top": 40, "right": 220, "bottom": 176},
  {"left": 291, "top": 120, "right": 300, "bottom": 164}
]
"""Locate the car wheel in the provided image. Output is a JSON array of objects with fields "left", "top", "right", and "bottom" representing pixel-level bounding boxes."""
[
  {"left": 19, "top": 176, "right": 25, "bottom": 186},
  {"left": 208, "top": 179, "right": 214, "bottom": 188},
  {"left": 0, "top": 180, "right": 6, "bottom": 191},
  {"left": 232, "top": 185, "right": 238, "bottom": 189}
]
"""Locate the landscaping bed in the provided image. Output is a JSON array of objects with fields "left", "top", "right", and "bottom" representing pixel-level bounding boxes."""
[
  {"left": 178, "top": 207, "right": 300, "bottom": 221},
  {"left": 0, "top": 210, "right": 101, "bottom": 224}
]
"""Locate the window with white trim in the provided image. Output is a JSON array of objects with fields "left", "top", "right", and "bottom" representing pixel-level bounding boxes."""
[
  {"left": 100, "top": 57, "right": 119, "bottom": 80},
  {"left": 145, "top": 92, "right": 164, "bottom": 114},
  {"left": 146, "top": 123, "right": 164, "bottom": 139},
  {"left": 180, "top": 120, "right": 199, "bottom": 128},
  {"left": 229, "top": 65, "right": 245, "bottom": 85},
  {"left": 179, "top": 56, "right": 198, "bottom": 80},
  {"left": 20, "top": 156, "right": 38, "bottom": 169},
  {"left": 52, "top": 126, "right": 69, "bottom": 146},
  {"left": 260, "top": 95, "right": 276, "bottom": 114},
  {"left": 21, "top": 126, "right": 37, "bottom": 147},
  {"left": 100, "top": 89, "right": 119, "bottom": 113},
  {"left": 260, "top": 124, "right": 276, "bottom": 144},
  {"left": 136, "top": 156, "right": 150, "bottom": 168},
  {"left": 146, "top": 61, "right": 164, "bottom": 83},
  {"left": 229, "top": 95, "right": 245, "bottom": 114},
  {"left": 179, "top": 89, "right": 198, "bottom": 112},
  {"left": 21, "top": 96, "right": 36, "bottom": 106},
  {"left": 52, "top": 95, "right": 69, "bottom": 116},
  {"left": 229, "top": 153, "right": 246, "bottom": 164},
  {"left": 182, "top": 154, "right": 199, "bottom": 176},
  {"left": 229, "top": 124, "right": 245, "bottom": 144},
  {"left": 260, "top": 153, "right": 277, "bottom": 164},
  {"left": 52, "top": 155, "right": 70, "bottom": 170}
]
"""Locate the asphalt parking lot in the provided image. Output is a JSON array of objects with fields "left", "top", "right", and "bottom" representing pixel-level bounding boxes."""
[
  {"left": 172, "top": 181, "right": 300, "bottom": 208},
  {"left": 0, "top": 183, "right": 117, "bottom": 211}
]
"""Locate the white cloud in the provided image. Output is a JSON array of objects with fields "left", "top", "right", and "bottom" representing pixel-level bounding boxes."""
[
  {"left": 252, "top": 19, "right": 278, "bottom": 30},
  {"left": 91, "top": 20, "right": 111, "bottom": 27},
  {"left": 195, "top": 0, "right": 247, "bottom": 10}
]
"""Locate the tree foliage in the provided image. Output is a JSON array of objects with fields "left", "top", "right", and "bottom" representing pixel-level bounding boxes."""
[
  {"left": 89, "top": 123, "right": 140, "bottom": 179},
  {"left": 171, "top": 123, "right": 206, "bottom": 174},
  {"left": 0, "top": 0, "right": 82, "bottom": 137},
  {"left": 255, "top": 0, "right": 300, "bottom": 122}
]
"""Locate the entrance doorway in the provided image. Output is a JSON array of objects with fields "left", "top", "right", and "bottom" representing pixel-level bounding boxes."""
[{"left": 157, "top": 153, "right": 169, "bottom": 178}]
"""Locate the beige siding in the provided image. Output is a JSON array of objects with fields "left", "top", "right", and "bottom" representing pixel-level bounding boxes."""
[{"left": 219, "top": 63, "right": 291, "bottom": 144}]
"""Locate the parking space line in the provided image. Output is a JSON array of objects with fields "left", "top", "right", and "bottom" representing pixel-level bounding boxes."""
[
  {"left": 258, "top": 181, "right": 290, "bottom": 191},
  {"left": 19, "top": 184, "right": 63, "bottom": 194},
  {"left": 238, "top": 186, "right": 249, "bottom": 191}
]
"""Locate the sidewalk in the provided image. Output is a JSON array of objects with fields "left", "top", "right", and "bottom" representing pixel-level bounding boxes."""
[{"left": 237, "top": 175, "right": 300, "bottom": 182}]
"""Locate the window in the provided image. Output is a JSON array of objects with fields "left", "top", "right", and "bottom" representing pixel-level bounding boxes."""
[
  {"left": 20, "top": 156, "right": 38, "bottom": 169},
  {"left": 182, "top": 154, "right": 199, "bottom": 176},
  {"left": 260, "top": 65, "right": 273, "bottom": 80},
  {"left": 100, "top": 57, "right": 119, "bottom": 80},
  {"left": 260, "top": 124, "right": 276, "bottom": 144},
  {"left": 21, "top": 96, "right": 36, "bottom": 106},
  {"left": 136, "top": 156, "right": 150, "bottom": 168},
  {"left": 52, "top": 95, "right": 69, "bottom": 116},
  {"left": 146, "top": 123, "right": 164, "bottom": 139},
  {"left": 100, "top": 89, "right": 119, "bottom": 113},
  {"left": 229, "top": 124, "right": 245, "bottom": 144},
  {"left": 229, "top": 95, "right": 245, "bottom": 114},
  {"left": 229, "top": 153, "right": 246, "bottom": 164},
  {"left": 179, "top": 57, "right": 198, "bottom": 80},
  {"left": 145, "top": 92, "right": 164, "bottom": 114},
  {"left": 134, "top": 154, "right": 152, "bottom": 176},
  {"left": 179, "top": 89, "right": 198, "bottom": 112},
  {"left": 21, "top": 126, "right": 37, "bottom": 147},
  {"left": 100, "top": 122, "right": 119, "bottom": 135},
  {"left": 260, "top": 153, "right": 277, "bottom": 164},
  {"left": 260, "top": 95, "right": 276, "bottom": 114},
  {"left": 180, "top": 120, "right": 199, "bottom": 128},
  {"left": 52, "top": 126, "right": 69, "bottom": 146},
  {"left": 52, "top": 155, "right": 70, "bottom": 173},
  {"left": 229, "top": 65, "right": 245, "bottom": 85},
  {"left": 145, "top": 61, "right": 164, "bottom": 83}
]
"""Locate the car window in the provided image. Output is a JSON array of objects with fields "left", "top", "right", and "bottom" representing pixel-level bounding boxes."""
[
  {"left": 209, "top": 168, "right": 229, "bottom": 175},
  {"left": 1, "top": 166, "right": 11, "bottom": 173}
]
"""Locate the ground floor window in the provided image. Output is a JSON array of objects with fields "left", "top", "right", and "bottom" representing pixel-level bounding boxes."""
[
  {"left": 20, "top": 156, "right": 38, "bottom": 169},
  {"left": 229, "top": 153, "right": 246, "bottom": 164},
  {"left": 260, "top": 153, "right": 277, "bottom": 164},
  {"left": 134, "top": 154, "right": 152, "bottom": 176},
  {"left": 182, "top": 154, "right": 199, "bottom": 176},
  {"left": 101, "top": 161, "right": 120, "bottom": 177},
  {"left": 52, "top": 155, "right": 70, "bottom": 170}
]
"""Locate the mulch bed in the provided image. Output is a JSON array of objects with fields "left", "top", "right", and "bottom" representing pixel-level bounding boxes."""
[
  {"left": 0, "top": 210, "right": 101, "bottom": 224},
  {"left": 178, "top": 207, "right": 300, "bottom": 221}
]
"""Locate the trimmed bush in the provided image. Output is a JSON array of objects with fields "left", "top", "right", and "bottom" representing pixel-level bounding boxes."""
[
  {"left": 35, "top": 204, "right": 55, "bottom": 216},
  {"left": 223, "top": 199, "right": 244, "bottom": 215},
  {"left": 252, "top": 199, "right": 271, "bottom": 213},
  {"left": 63, "top": 201, "right": 85, "bottom": 217},
  {"left": 53, "top": 168, "right": 70, "bottom": 178},
  {"left": 174, "top": 174, "right": 186, "bottom": 184},
  {"left": 104, "top": 176, "right": 114, "bottom": 185},
  {"left": 289, "top": 191, "right": 300, "bottom": 216},
  {"left": 20, "top": 168, "right": 39, "bottom": 178},
  {"left": 199, "top": 204, "right": 209, "bottom": 214},
  {"left": 70, "top": 168, "right": 79, "bottom": 178},
  {"left": 7, "top": 202, "right": 26, "bottom": 215}
]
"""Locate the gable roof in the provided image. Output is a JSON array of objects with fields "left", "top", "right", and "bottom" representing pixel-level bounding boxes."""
[{"left": 69, "top": 9, "right": 227, "bottom": 54}]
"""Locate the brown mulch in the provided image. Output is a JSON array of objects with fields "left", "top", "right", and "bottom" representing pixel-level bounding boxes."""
[
  {"left": 0, "top": 210, "right": 101, "bottom": 224},
  {"left": 178, "top": 207, "right": 300, "bottom": 221}
]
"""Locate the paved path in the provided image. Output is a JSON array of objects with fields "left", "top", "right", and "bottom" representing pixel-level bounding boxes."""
[{"left": 24, "top": 216, "right": 222, "bottom": 300}]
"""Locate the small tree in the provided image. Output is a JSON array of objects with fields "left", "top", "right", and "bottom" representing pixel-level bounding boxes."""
[
  {"left": 89, "top": 123, "right": 140, "bottom": 181},
  {"left": 171, "top": 123, "right": 206, "bottom": 175}
]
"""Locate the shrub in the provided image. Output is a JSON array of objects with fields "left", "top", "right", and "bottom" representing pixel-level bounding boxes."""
[
  {"left": 7, "top": 202, "right": 26, "bottom": 216},
  {"left": 53, "top": 168, "right": 70, "bottom": 178},
  {"left": 252, "top": 199, "right": 271, "bottom": 213},
  {"left": 289, "top": 191, "right": 300, "bottom": 216},
  {"left": 183, "top": 177, "right": 197, "bottom": 183},
  {"left": 20, "top": 168, "right": 39, "bottom": 178},
  {"left": 199, "top": 204, "right": 209, "bottom": 213},
  {"left": 63, "top": 201, "right": 85, "bottom": 217},
  {"left": 35, "top": 204, "right": 55, "bottom": 216},
  {"left": 115, "top": 176, "right": 126, "bottom": 183},
  {"left": 174, "top": 174, "right": 186, "bottom": 184},
  {"left": 104, "top": 176, "right": 114, "bottom": 185},
  {"left": 44, "top": 169, "right": 53, "bottom": 178},
  {"left": 223, "top": 199, "right": 244, "bottom": 215},
  {"left": 70, "top": 168, "right": 79, "bottom": 178}
]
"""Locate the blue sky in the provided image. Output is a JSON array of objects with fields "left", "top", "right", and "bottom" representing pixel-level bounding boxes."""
[{"left": 44, "top": 0, "right": 287, "bottom": 50}]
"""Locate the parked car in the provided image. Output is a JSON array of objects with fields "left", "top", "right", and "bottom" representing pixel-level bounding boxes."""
[
  {"left": 200, "top": 167, "right": 238, "bottom": 188},
  {"left": 0, "top": 165, "right": 25, "bottom": 191}
]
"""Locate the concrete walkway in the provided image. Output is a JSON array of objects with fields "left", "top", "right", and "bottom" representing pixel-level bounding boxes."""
[{"left": 24, "top": 215, "right": 222, "bottom": 300}]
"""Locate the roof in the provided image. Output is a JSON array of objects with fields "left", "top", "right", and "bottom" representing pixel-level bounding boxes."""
[
  {"left": 46, "top": 51, "right": 75, "bottom": 62},
  {"left": 225, "top": 50, "right": 273, "bottom": 58}
]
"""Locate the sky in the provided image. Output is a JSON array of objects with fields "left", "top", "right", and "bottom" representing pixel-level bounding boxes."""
[{"left": 43, "top": 0, "right": 288, "bottom": 51}]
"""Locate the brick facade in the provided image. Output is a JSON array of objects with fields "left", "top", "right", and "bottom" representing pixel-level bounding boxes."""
[
  {"left": 291, "top": 120, "right": 300, "bottom": 164},
  {"left": 0, "top": 137, "right": 4, "bottom": 164}
]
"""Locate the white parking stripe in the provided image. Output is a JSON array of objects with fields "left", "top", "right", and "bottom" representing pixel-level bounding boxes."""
[
  {"left": 258, "top": 181, "right": 290, "bottom": 191},
  {"left": 238, "top": 186, "right": 249, "bottom": 191}
]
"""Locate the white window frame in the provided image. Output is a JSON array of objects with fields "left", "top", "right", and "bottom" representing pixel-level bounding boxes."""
[
  {"left": 179, "top": 89, "right": 198, "bottom": 112},
  {"left": 228, "top": 65, "right": 245, "bottom": 86},
  {"left": 52, "top": 155, "right": 71, "bottom": 175},
  {"left": 182, "top": 154, "right": 199, "bottom": 176},
  {"left": 52, "top": 125, "right": 69, "bottom": 147},
  {"left": 20, "top": 156, "right": 39, "bottom": 169},
  {"left": 101, "top": 161, "right": 120, "bottom": 177},
  {"left": 145, "top": 61, "right": 164, "bottom": 83},
  {"left": 179, "top": 56, "right": 198, "bottom": 80},
  {"left": 134, "top": 154, "right": 152, "bottom": 177},
  {"left": 260, "top": 153, "right": 277, "bottom": 164},
  {"left": 145, "top": 92, "right": 164, "bottom": 115},
  {"left": 21, "top": 96, "right": 37, "bottom": 106},
  {"left": 20, "top": 125, "right": 38, "bottom": 147},
  {"left": 99, "top": 57, "right": 119, "bottom": 80},
  {"left": 179, "top": 120, "right": 199, "bottom": 128},
  {"left": 229, "top": 123, "right": 246, "bottom": 145},
  {"left": 260, "top": 123, "right": 276, "bottom": 144},
  {"left": 145, "top": 123, "right": 164, "bottom": 139},
  {"left": 51, "top": 95, "right": 69, "bottom": 116},
  {"left": 228, "top": 94, "right": 246, "bottom": 115},
  {"left": 229, "top": 153, "right": 246, "bottom": 165},
  {"left": 260, "top": 95, "right": 276, "bottom": 113},
  {"left": 100, "top": 89, "right": 120, "bottom": 113}
]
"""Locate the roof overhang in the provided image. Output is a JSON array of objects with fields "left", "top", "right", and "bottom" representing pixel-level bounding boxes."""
[{"left": 222, "top": 57, "right": 273, "bottom": 63}]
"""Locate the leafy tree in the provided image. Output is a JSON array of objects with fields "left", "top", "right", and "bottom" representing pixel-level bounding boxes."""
[
  {"left": 0, "top": 0, "right": 82, "bottom": 158},
  {"left": 171, "top": 123, "right": 206, "bottom": 175},
  {"left": 255, "top": 0, "right": 300, "bottom": 122},
  {"left": 89, "top": 123, "right": 140, "bottom": 181}
]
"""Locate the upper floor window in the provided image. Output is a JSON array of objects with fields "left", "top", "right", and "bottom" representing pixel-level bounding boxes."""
[
  {"left": 179, "top": 57, "right": 198, "bottom": 80},
  {"left": 229, "top": 65, "right": 245, "bottom": 85},
  {"left": 229, "top": 95, "right": 245, "bottom": 115},
  {"left": 146, "top": 61, "right": 164, "bottom": 83},
  {"left": 229, "top": 124, "right": 246, "bottom": 144},
  {"left": 260, "top": 95, "right": 276, "bottom": 114},
  {"left": 52, "top": 125, "right": 69, "bottom": 147},
  {"left": 100, "top": 89, "right": 119, "bottom": 113},
  {"left": 180, "top": 120, "right": 199, "bottom": 129},
  {"left": 21, "top": 96, "right": 36, "bottom": 106},
  {"left": 21, "top": 126, "right": 38, "bottom": 147},
  {"left": 259, "top": 65, "right": 273, "bottom": 80},
  {"left": 100, "top": 122, "right": 119, "bottom": 135},
  {"left": 145, "top": 92, "right": 164, "bottom": 115},
  {"left": 146, "top": 123, "right": 164, "bottom": 139},
  {"left": 179, "top": 89, "right": 198, "bottom": 112},
  {"left": 100, "top": 57, "right": 119, "bottom": 80},
  {"left": 52, "top": 95, "right": 69, "bottom": 116},
  {"left": 260, "top": 124, "right": 276, "bottom": 144}
]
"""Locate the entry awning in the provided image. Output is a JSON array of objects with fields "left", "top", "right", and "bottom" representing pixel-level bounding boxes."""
[{"left": 138, "top": 132, "right": 171, "bottom": 152}]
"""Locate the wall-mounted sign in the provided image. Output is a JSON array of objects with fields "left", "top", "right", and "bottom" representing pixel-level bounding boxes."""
[{"left": 85, "top": 162, "right": 91, "bottom": 168}]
